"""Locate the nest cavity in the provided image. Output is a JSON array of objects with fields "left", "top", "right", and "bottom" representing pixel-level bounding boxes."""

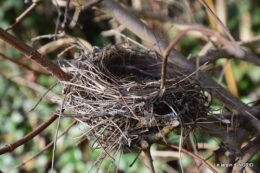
[{"left": 59, "top": 46, "right": 211, "bottom": 152}]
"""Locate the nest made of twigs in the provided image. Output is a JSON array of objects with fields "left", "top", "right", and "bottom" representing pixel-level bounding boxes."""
[{"left": 58, "top": 45, "right": 211, "bottom": 153}]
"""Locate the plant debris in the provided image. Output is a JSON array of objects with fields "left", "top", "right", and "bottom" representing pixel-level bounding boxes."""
[{"left": 57, "top": 45, "right": 211, "bottom": 158}]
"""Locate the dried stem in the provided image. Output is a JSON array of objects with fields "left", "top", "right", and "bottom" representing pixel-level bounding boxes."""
[
  {"left": 118, "top": 91, "right": 140, "bottom": 121},
  {"left": 198, "top": 0, "right": 235, "bottom": 42},
  {"left": 61, "top": 0, "right": 71, "bottom": 28},
  {"left": 143, "top": 145, "right": 155, "bottom": 173}
]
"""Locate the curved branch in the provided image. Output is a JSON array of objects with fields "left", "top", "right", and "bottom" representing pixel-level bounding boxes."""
[{"left": 158, "top": 141, "right": 218, "bottom": 173}]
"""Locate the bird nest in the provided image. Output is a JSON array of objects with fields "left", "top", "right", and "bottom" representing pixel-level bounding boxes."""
[{"left": 58, "top": 46, "right": 211, "bottom": 153}]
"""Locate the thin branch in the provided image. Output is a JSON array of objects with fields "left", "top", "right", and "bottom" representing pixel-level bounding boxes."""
[
  {"left": 118, "top": 91, "right": 140, "bottom": 121},
  {"left": 158, "top": 142, "right": 218, "bottom": 173},
  {"left": 143, "top": 145, "right": 155, "bottom": 173},
  {"left": 225, "top": 153, "right": 236, "bottom": 173},
  {"left": 0, "top": 110, "right": 59, "bottom": 155},
  {"left": 234, "top": 145, "right": 260, "bottom": 173},
  {"left": 192, "top": 48, "right": 260, "bottom": 66},
  {"left": 237, "top": 135, "right": 260, "bottom": 157},
  {"left": 198, "top": 0, "right": 235, "bottom": 42},
  {"left": 166, "top": 25, "right": 244, "bottom": 58},
  {"left": 0, "top": 53, "right": 50, "bottom": 75},
  {"left": 4, "top": 120, "right": 76, "bottom": 173},
  {"left": 53, "top": 0, "right": 63, "bottom": 39},
  {"left": 6, "top": 0, "right": 42, "bottom": 31},
  {"left": 0, "top": 28, "right": 71, "bottom": 81},
  {"left": 61, "top": 0, "right": 71, "bottom": 28},
  {"left": 80, "top": 0, "right": 103, "bottom": 12}
]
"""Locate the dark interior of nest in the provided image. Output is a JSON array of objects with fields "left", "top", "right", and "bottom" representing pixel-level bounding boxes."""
[{"left": 60, "top": 46, "right": 211, "bottom": 151}]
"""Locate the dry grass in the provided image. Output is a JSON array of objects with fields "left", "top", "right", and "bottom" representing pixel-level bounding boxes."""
[{"left": 57, "top": 45, "right": 211, "bottom": 164}]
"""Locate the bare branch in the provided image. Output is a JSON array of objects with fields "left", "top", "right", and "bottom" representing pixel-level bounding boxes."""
[
  {"left": 158, "top": 141, "right": 218, "bottom": 173},
  {"left": 143, "top": 145, "right": 155, "bottom": 173},
  {"left": 0, "top": 28, "right": 71, "bottom": 81},
  {"left": 0, "top": 110, "right": 59, "bottom": 155},
  {"left": 4, "top": 120, "right": 76, "bottom": 173},
  {"left": 6, "top": 0, "right": 42, "bottom": 31},
  {"left": 192, "top": 48, "right": 260, "bottom": 66}
]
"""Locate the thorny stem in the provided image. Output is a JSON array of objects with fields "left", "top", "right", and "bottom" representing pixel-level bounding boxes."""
[{"left": 143, "top": 145, "right": 155, "bottom": 173}]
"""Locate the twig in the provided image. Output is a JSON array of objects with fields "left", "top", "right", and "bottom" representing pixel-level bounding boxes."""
[
  {"left": 61, "top": 0, "right": 71, "bottom": 28},
  {"left": 58, "top": 45, "right": 76, "bottom": 57},
  {"left": 4, "top": 120, "right": 76, "bottom": 173},
  {"left": 0, "top": 28, "right": 71, "bottom": 81},
  {"left": 29, "top": 82, "right": 59, "bottom": 112},
  {"left": 192, "top": 48, "right": 260, "bottom": 66},
  {"left": 0, "top": 109, "right": 59, "bottom": 155},
  {"left": 225, "top": 153, "right": 236, "bottom": 173},
  {"left": 237, "top": 135, "right": 260, "bottom": 157},
  {"left": 118, "top": 91, "right": 140, "bottom": 121},
  {"left": 198, "top": 0, "right": 235, "bottom": 42},
  {"left": 51, "top": 94, "right": 70, "bottom": 173},
  {"left": 0, "top": 53, "right": 50, "bottom": 75},
  {"left": 160, "top": 27, "right": 187, "bottom": 90},
  {"left": 234, "top": 145, "right": 260, "bottom": 173},
  {"left": 143, "top": 145, "right": 155, "bottom": 173},
  {"left": 31, "top": 32, "right": 65, "bottom": 42},
  {"left": 53, "top": 0, "right": 63, "bottom": 39},
  {"left": 80, "top": 0, "right": 103, "bottom": 12},
  {"left": 165, "top": 25, "right": 244, "bottom": 59},
  {"left": 6, "top": 0, "right": 42, "bottom": 31},
  {"left": 158, "top": 141, "right": 218, "bottom": 173},
  {"left": 129, "top": 150, "right": 142, "bottom": 167}
]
